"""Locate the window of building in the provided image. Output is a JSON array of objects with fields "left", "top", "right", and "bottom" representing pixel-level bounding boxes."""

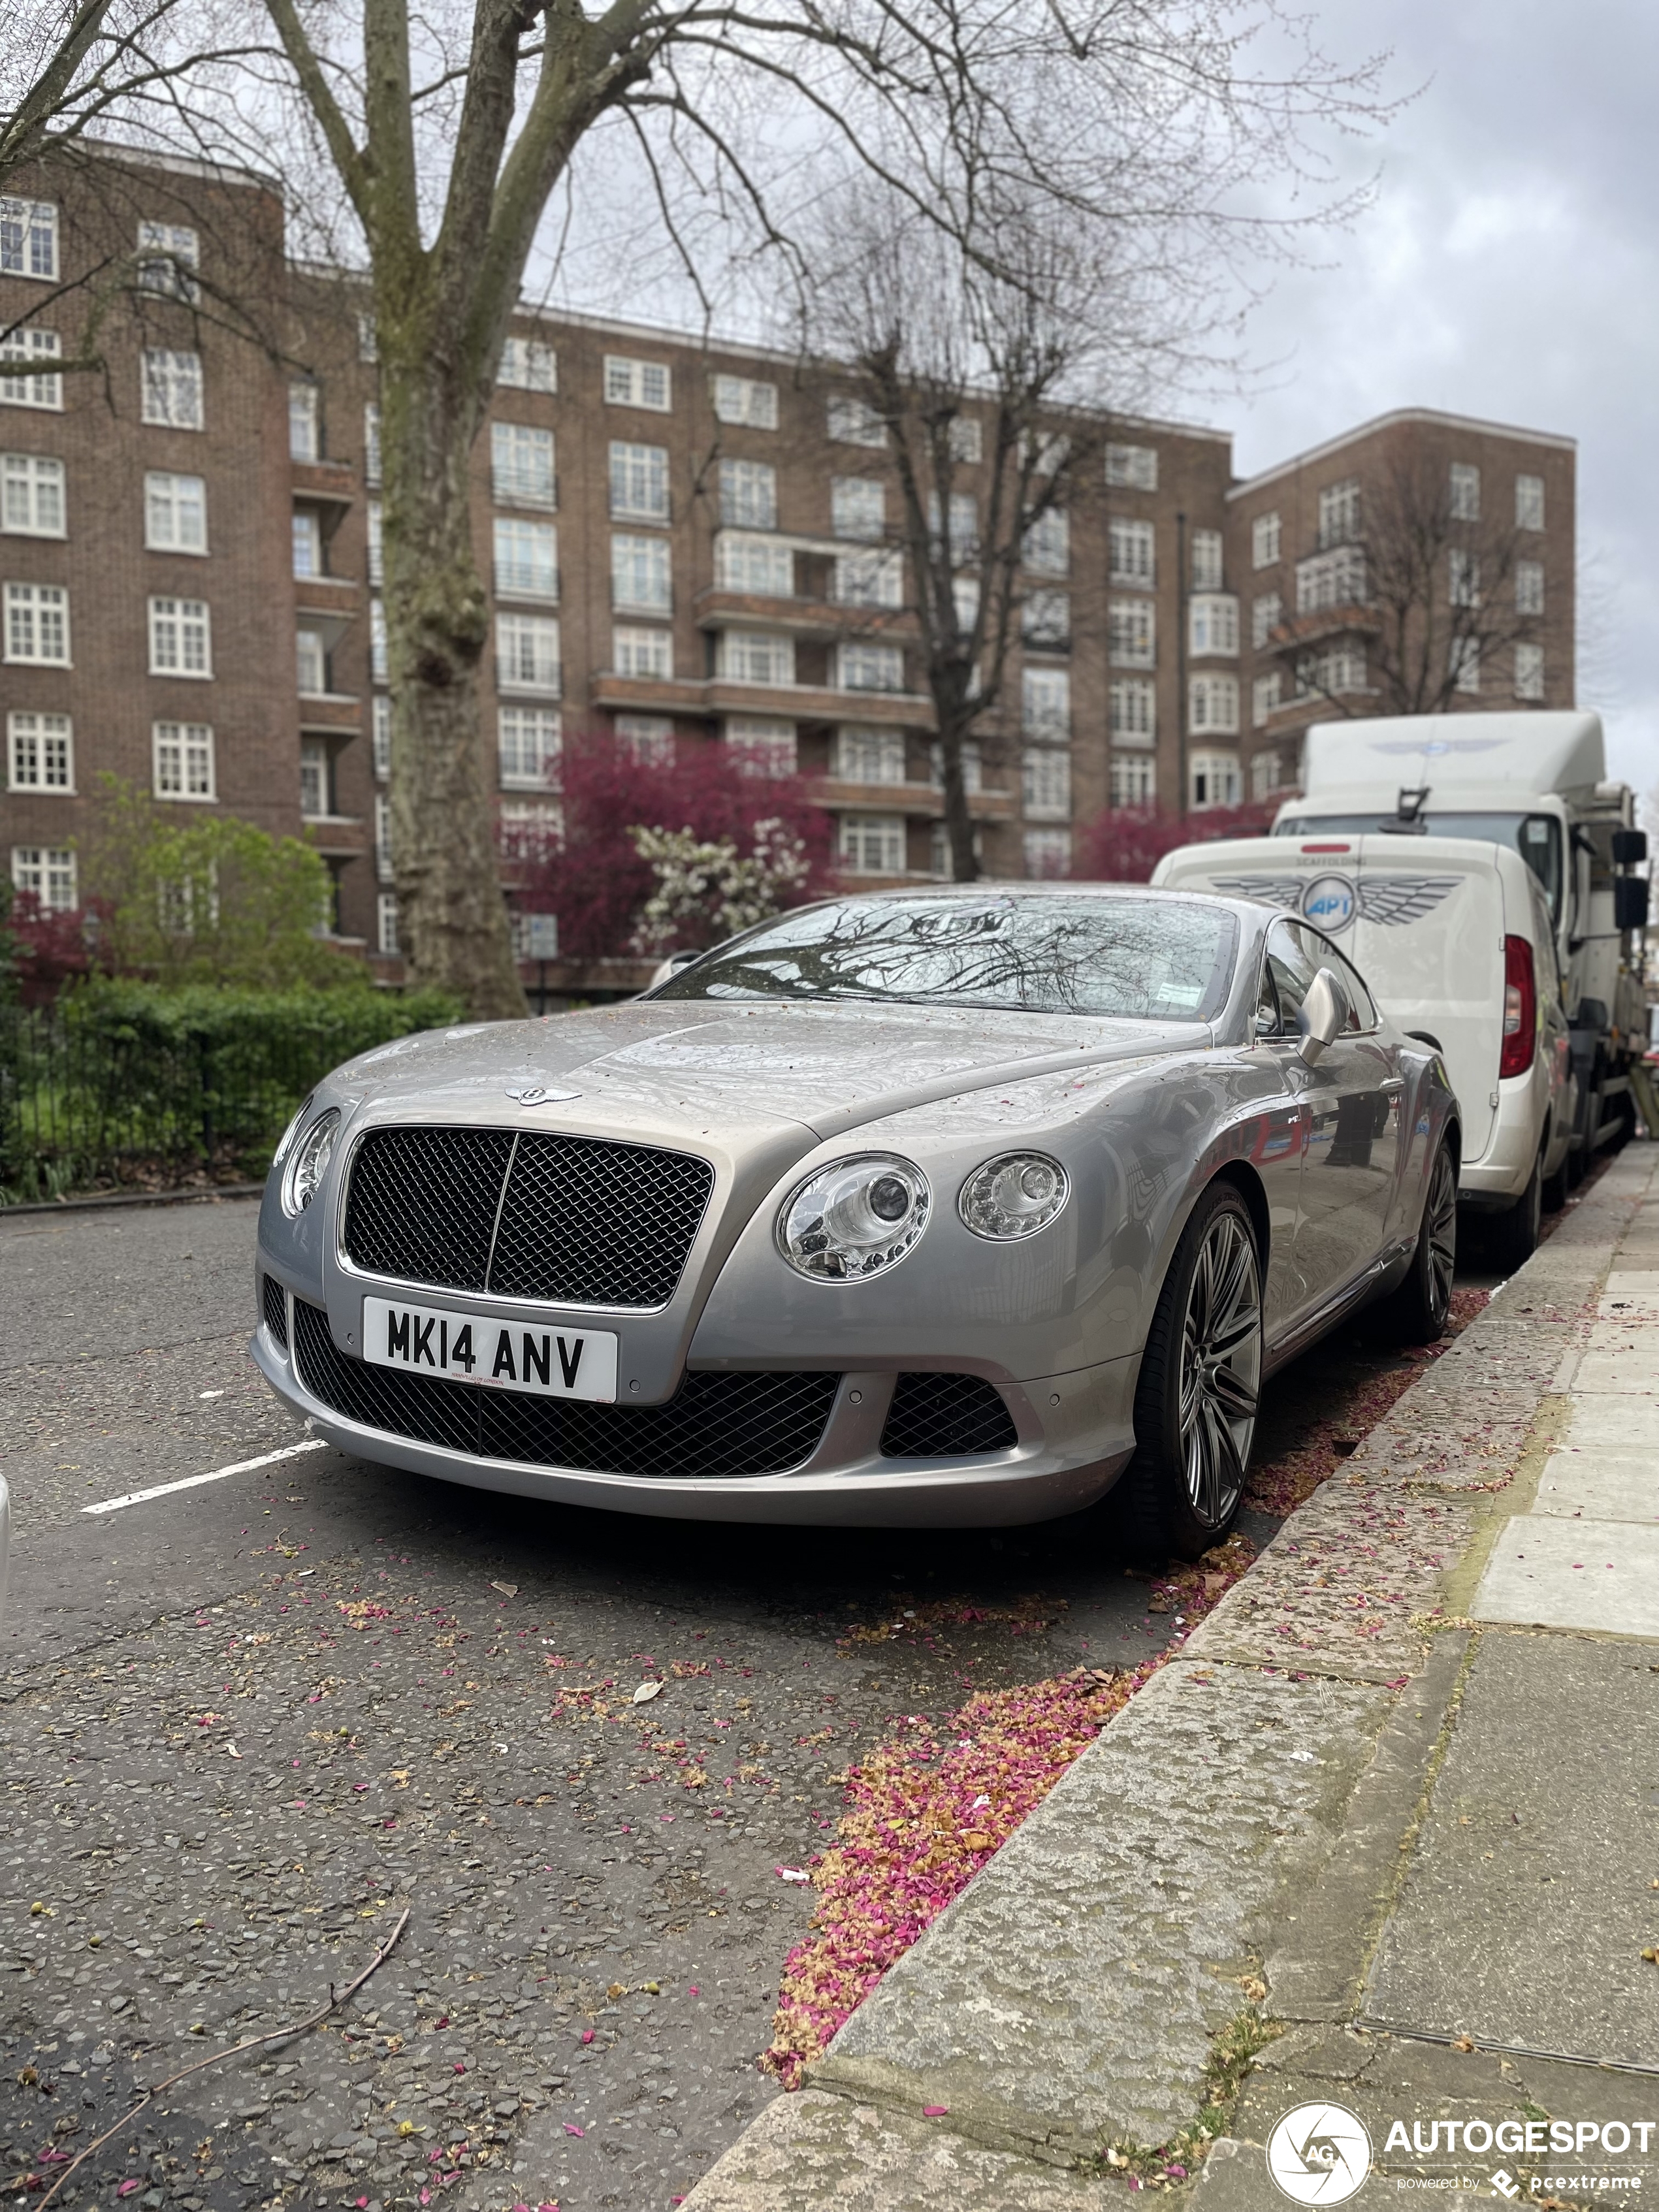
[
  {"left": 617, "top": 713, "right": 675, "bottom": 765},
  {"left": 952, "top": 575, "right": 980, "bottom": 633},
  {"left": 137, "top": 221, "right": 199, "bottom": 300},
  {"left": 142, "top": 470, "right": 206, "bottom": 555},
  {"left": 1022, "top": 590, "right": 1069, "bottom": 649},
  {"left": 719, "top": 457, "right": 777, "bottom": 530},
  {"left": 1108, "top": 679, "right": 1156, "bottom": 746},
  {"left": 140, "top": 349, "right": 202, "bottom": 430},
  {"left": 152, "top": 720, "right": 215, "bottom": 800},
  {"left": 1, "top": 200, "right": 57, "bottom": 280},
  {"left": 287, "top": 381, "right": 319, "bottom": 462},
  {"left": 1515, "top": 642, "right": 1545, "bottom": 700},
  {"left": 10, "top": 845, "right": 76, "bottom": 910},
  {"left": 1022, "top": 747, "right": 1071, "bottom": 820},
  {"left": 369, "top": 598, "right": 388, "bottom": 682},
  {"left": 1022, "top": 665, "right": 1071, "bottom": 738},
  {"left": 498, "top": 704, "right": 560, "bottom": 788},
  {"left": 4, "top": 581, "right": 69, "bottom": 664},
  {"left": 1448, "top": 548, "right": 1480, "bottom": 607},
  {"left": 830, "top": 475, "right": 884, "bottom": 540},
  {"left": 1515, "top": 473, "right": 1545, "bottom": 532},
  {"left": 928, "top": 739, "right": 982, "bottom": 793},
  {"left": 498, "top": 336, "right": 556, "bottom": 393},
  {"left": 1515, "top": 559, "right": 1544, "bottom": 617},
  {"left": 1104, "top": 442, "right": 1158, "bottom": 491},
  {"left": 610, "top": 530, "right": 670, "bottom": 613},
  {"left": 7, "top": 710, "right": 72, "bottom": 791},
  {"left": 839, "top": 812, "right": 905, "bottom": 874},
  {"left": 1190, "top": 528, "right": 1224, "bottom": 591},
  {"left": 833, "top": 726, "right": 906, "bottom": 784},
  {"left": 497, "top": 611, "right": 562, "bottom": 692},
  {"left": 491, "top": 517, "right": 556, "bottom": 600},
  {"left": 836, "top": 639, "right": 901, "bottom": 692},
  {"left": 1023, "top": 828, "right": 1071, "bottom": 878},
  {"left": 720, "top": 630, "right": 795, "bottom": 686},
  {"left": 1188, "top": 673, "right": 1239, "bottom": 734},
  {"left": 1108, "top": 515, "right": 1155, "bottom": 586},
  {"left": 499, "top": 801, "right": 562, "bottom": 859},
  {"left": 1449, "top": 462, "right": 1481, "bottom": 522},
  {"left": 1, "top": 327, "right": 62, "bottom": 409},
  {"left": 609, "top": 440, "right": 668, "bottom": 521},
  {"left": 1190, "top": 751, "right": 1240, "bottom": 809},
  {"left": 374, "top": 800, "right": 395, "bottom": 882},
  {"left": 1189, "top": 592, "right": 1238, "bottom": 656},
  {"left": 827, "top": 394, "right": 885, "bottom": 447},
  {"left": 613, "top": 625, "right": 672, "bottom": 679},
  {"left": 372, "top": 694, "right": 391, "bottom": 778},
  {"left": 947, "top": 415, "right": 983, "bottom": 465},
  {"left": 1317, "top": 477, "right": 1361, "bottom": 548},
  {"left": 1251, "top": 750, "right": 1284, "bottom": 801},
  {"left": 1108, "top": 598, "right": 1155, "bottom": 667},
  {"left": 927, "top": 489, "right": 978, "bottom": 560},
  {"left": 295, "top": 626, "right": 327, "bottom": 694},
  {"left": 491, "top": 422, "right": 555, "bottom": 507},
  {"left": 1021, "top": 507, "right": 1069, "bottom": 576},
  {"left": 357, "top": 313, "right": 378, "bottom": 363},
  {"left": 831, "top": 547, "right": 903, "bottom": 608},
  {"left": 1294, "top": 645, "right": 1367, "bottom": 698},
  {"left": 298, "top": 740, "right": 329, "bottom": 818},
  {"left": 1253, "top": 669, "right": 1282, "bottom": 726},
  {"left": 147, "top": 596, "right": 210, "bottom": 677},
  {"left": 712, "top": 374, "right": 777, "bottom": 428},
  {"left": 1110, "top": 754, "right": 1155, "bottom": 809},
  {"left": 1450, "top": 638, "right": 1480, "bottom": 695},
  {"left": 377, "top": 892, "right": 399, "bottom": 955},
  {"left": 364, "top": 499, "right": 383, "bottom": 585},
  {"left": 364, "top": 402, "right": 381, "bottom": 486},
  {"left": 1251, "top": 591, "right": 1282, "bottom": 650},
  {"left": 291, "top": 510, "right": 320, "bottom": 578},
  {"left": 716, "top": 532, "right": 793, "bottom": 596},
  {"left": 1296, "top": 545, "right": 1366, "bottom": 615},
  {"left": 1, "top": 453, "right": 64, "bottom": 537},
  {"left": 604, "top": 355, "right": 670, "bottom": 411},
  {"left": 726, "top": 716, "right": 797, "bottom": 777},
  {"left": 1251, "top": 511, "right": 1281, "bottom": 568}
]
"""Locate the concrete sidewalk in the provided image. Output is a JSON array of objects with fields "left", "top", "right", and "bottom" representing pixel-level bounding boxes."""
[{"left": 684, "top": 1146, "right": 1659, "bottom": 2211}]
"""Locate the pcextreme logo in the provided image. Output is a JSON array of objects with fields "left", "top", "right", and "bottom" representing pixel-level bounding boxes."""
[{"left": 1267, "top": 2102, "right": 1374, "bottom": 2204}]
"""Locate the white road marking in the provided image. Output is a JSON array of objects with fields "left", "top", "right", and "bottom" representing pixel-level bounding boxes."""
[{"left": 83, "top": 1439, "right": 328, "bottom": 1516}]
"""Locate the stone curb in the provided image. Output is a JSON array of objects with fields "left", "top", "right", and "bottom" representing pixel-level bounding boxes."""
[
  {"left": 681, "top": 1151, "right": 1658, "bottom": 2210},
  {"left": 0, "top": 1183, "right": 264, "bottom": 1218}
]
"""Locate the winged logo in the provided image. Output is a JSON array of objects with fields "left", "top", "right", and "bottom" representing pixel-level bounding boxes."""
[
  {"left": 1206, "top": 874, "right": 1306, "bottom": 911},
  {"left": 1356, "top": 876, "right": 1462, "bottom": 927}
]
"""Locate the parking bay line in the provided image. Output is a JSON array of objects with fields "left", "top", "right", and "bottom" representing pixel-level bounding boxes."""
[{"left": 83, "top": 1439, "right": 329, "bottom": 1516}]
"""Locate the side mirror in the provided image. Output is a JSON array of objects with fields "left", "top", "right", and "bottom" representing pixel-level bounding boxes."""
[
  {"left": 1612, "top": 828, "right": 1648, "bottom": 867},
  {"left": 1615, "top": 877, "right": 1649, "bottom": 933},
  {"left": 1297, "top": 968, "right": 1349, "bottom": 1066}
]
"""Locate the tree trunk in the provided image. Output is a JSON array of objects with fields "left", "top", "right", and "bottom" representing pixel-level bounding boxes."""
[
  {"left": 381, "top": 350, "right": 527, "bottom": 1021},
  {"left": 936, "top": 716, "right": 980, "bottom": 881}
]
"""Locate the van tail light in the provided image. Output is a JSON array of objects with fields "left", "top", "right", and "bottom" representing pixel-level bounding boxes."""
[{"left": 1499, "top": 935, "right": 1536, "bottom": 1081}]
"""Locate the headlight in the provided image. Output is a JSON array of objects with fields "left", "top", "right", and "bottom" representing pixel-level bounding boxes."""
[
  {"left": 282, "top": 1109, "right": 340, "bottom": 1217},
  {"left": 271, "top": 1093, "right": 314, "bottom": 1170},
  {"left": 777, "top": 1154, "right": 930, "bottom": 1281},
  {"left": 959, "top": 1151, "right": 1070, "bottom": 1241}
]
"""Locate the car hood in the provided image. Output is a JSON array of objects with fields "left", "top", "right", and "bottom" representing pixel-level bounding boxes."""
[{"left": 332, "top": 999, "right": 1208, "bottom": 1144}]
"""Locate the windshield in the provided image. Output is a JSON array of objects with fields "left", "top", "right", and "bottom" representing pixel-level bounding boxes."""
[
  {"left": 1275, "top": 810, "right": 1565, "bottom": 921},
  {"left": 652, "top": 894, "right": 1239, "bottom": 1021}
]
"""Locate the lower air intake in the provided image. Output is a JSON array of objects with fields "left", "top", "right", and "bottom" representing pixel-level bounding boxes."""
[
  {"left": 881, "top": 1372, "right": 1018, "bottom": 1457},
  {"left": 261, "top": 1274, "right": 288, "bottom": 1351}
]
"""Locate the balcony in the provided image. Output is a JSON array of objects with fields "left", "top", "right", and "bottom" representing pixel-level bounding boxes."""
[
  {"left": 694, "top": 586, "right": 918, "bottom": 640},
  {"left": 590, "top": 670, "right": 937, "bottom": 729},
  {"left": 297, "top": 692, "right": 363, "bottom": 734},
  {"left": 811, "top": 776, "right": 1016, "bottom": 821},
  {"left": 294, "top": 580, "right": 360, "bottom": 624},
  {"left": 302, "top": 812, "right": 366, "bottom": 858},
  {"left": 1266, "top": 601, "right": 1381, "bottom": 652},
  {"left": 290, "top": 458, "right": 355, "bottom": 510}
]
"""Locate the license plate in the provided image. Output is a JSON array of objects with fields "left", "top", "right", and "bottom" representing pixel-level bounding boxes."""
[{"left": 362, "top": 1296, "right": 618, "bottom": 1403}]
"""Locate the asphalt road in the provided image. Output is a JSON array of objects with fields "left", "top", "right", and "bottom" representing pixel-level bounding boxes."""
[{"left": 0, "top": 1192, "right": 1444, "bottom": 2212}]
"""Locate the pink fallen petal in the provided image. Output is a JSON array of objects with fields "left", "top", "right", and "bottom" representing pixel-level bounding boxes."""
[
  {"left": 562, "top": 2123, "right": 585, "bottom": 2137},
  {"left": 923, "top": 2104, "right": 949, "bottom": 2117},
  {"left": 119, "top": 2185, "right": 142, "bottom": 2198},
  {"left": 580, "top": 2030, "right": 594, "bottom": 2045}
]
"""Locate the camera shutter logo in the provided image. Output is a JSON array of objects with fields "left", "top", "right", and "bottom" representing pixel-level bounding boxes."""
[{"left": 1266, "top": 2101, "right": 1374, "bottom": 2204}]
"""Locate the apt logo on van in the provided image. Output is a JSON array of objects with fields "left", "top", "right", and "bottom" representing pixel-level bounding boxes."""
[{"left": 1300, "top": 874, "right": 1357, "bottom": 933}]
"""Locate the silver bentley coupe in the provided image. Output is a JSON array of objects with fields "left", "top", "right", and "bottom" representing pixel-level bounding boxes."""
[{"left": 252, "top": 886, "right": 1459, "bottom": 1558}]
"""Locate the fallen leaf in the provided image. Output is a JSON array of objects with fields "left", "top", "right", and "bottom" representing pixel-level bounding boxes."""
[
  {"left": 1239, "top": 1976, "right": 1268, "bottom": 2003},
  {"left": 1452, "top": 2034, "right": 1475, "bottom": 2052},
  {"left": 606, "top": 1982, "right": 628, "bottom": 2000},
  {"left": 632, "top": 1680, "right": 663, "bottom": 1705},
  {"left": 491, "top": 1581, "right": 518, "bottom": 1597},
  {"left": 1641, "top": 1948, "right": 1659, "bottom": 1965}
]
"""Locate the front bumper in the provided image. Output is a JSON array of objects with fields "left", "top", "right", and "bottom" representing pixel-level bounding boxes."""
[{"left": 251, "top": 1295, "right": 1140, "bottom": 1529}]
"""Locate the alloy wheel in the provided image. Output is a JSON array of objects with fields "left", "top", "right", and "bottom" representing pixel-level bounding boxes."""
[
  {"left": 1178, "top": 1210, "right": 1262, "bottom": 1531},
  {"left": 1424, "top": 1147, "right": 1457, "bottom": 1324}
]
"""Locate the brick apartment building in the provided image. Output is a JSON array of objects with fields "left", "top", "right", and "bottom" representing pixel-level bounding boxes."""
[{"left": 1, "top": 148, "right": 1577, "bottom": 976}]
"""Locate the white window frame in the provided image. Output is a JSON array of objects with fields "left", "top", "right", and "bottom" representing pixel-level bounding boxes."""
[
  {"left": 1, "top": 200, "right": 58, "bottom": 281},
  {"left": 1110, "top": 754, "right": 1155, "bottom": 809},
  {"left": 830, "top": 475, "right": 884, "bottom": 541},
  {"left": 10, "top": 844, "right": 76, "bottom": 911},
  {"left": 377, "top": 892, "right": 400, "bottom": 956},
  {"left": 609, "top": 440, "right": 669, "bottom": 522},
  {"left": 1188, "top": 673, "right": 1239, "bottom": 735},
  {"left": 140, "top": 349, "right": 203, "bottom": 432},
  {"left": 1515, "top": 559, "right": 1545, "bottom": 618},
  {"left": 366, "top": 500, "right": 383, "bottom": 586},
  {"left": 1515, "top": 473, "right": 1545, "bottom": 532},
  {"left": 1449, "top": 462, "right": 1481, "bottom": 522},
  {"left": 1188, "top": 592, "right": 1238, "bottom": 657},
  {"left": 612, "top": 624, "right": 673, "bottom": 679},
  {"left": 1251, "top": 750, "right": 1285, "bottom": 802},
  {"left": 4, "top": 580, "right": 69, "bottom": 665},
  {"left": 371, "top": 693, "right": 391, "bottom": 778},
  {"left": 296, "top": 627, "right": 327, "bottom": 696},
  {"left": 1448, "top": 549, "right": 1480, "bottom": 608},
  {"left": 609, "top": 530, "right": 671, "bottom": 614},
  {"left": 1021, "top": 507, "right": 1069, "bottom": 577},
  {"left": 1, "top": 327, "right": 63, "bottom": 410},
  {"left": 147, "top": 595, "right": 212, "bottom": 678},
  {"left": 604, "top": 355, "right": 671, "bottom": 412},
  {"left": 1022, "top": 665, "right": 1071, "bottom": 739},
  {"left": 1021, "top": 590, "right": 1069, "bottom": 649},
  {"left": 498, "top": 336, "right": 556, "bottom": 393},
  {"left": 948, "top": 416, "right": 983, "bottom": 465},
  {"left": 364, "top": 402, "right": 381, "bottom": 487},
  {"left": 498, "top": 704, "right": 560, "bottom": 789},
  {"left": 144, "top": 470, "right": 206, "bottom": 554},
  {"left": 833, "top": 726, "right": 907, "bottom": 786},
  {"left": 1108, "top": 516, "right": 1155, "bottom": 586},
  {"left": 496, "top": 611, "right": 562, "bottom": 694},
  {"left": 835, "top": 639, "right": 902, "bottom": 693},
  {"left": 298, "top": 739, "right": 329, "bottom": 819},
  {"left": 831, "top": 547, "right": 903, "bottom": 609},
  {"left": 1515, "top": 642, "right": 1545, "bottom": 701},
  {"left": 1104, "top": 442, "right": 1158, "bottom": 491},
  {"left": 1317, "top": 478, "right": 1361, "bottom": 549},
  {"left": 711, "top": 373, "right": 777, "bottom": 428},
  {"left": 375, "top": 799, "right": 394, "bottom": 882},
  {"left": 826, "top": 395, "right": 885, "bottom": 448},
  {"left": 152, "top": 719, "right": 216, "bottom": 801},
  {"left": 720, "top": 630, "right": 796, "bottom": 686},
  {"left": 287, "top": 381, "right": 319, "bottom": 462},
  {"left": 838, "top": 812, "right": 906, "bottom": 874},
  {"left": 1022, "top": 746, "right": 1072, "bottom": 821},
  {"left": 494, "top": 517, "right": 559, "bottom": 601},
  {"left": 1108, "top": 679, "right": 1156, "bottom": 746},
  {"left": 370, "top": 597, "right": 388, "bottom": 683},
  {"left": 1023, "top": 828, "right": 1071, "bottom": 879},
  {"left": 7, "top": 709, "right": 72, "bottom": 792},
  {"left": 1252, "top": 671, "right": 1282, "bottom": 728},
  {"left": 1108, "top": 598, "right": 1155, "bottom": 667},
  {"left": 1191, "top": 528, "right": 1225, "bottom": 591},
  {"left": 725, "top": 716, "right": 797, "bottom": 777},
  {"left": 1296, "top": 545, "right": 1366, "bottom": 615},
  {"left": 1295, "top": 646, "right": 1367, "bottom": 699},
  {"left": 1, "top": 452, "right": 65, "bottom": 537},
  {"left": 715, "top": 532, "right": 794, "bottom": 596},
  {"left": 491, "top": 421, "right": 556, "bottom": 509},
  {"left": 718, "top": 457, "right": 777, "bottom": 530},
  {"left": 1251, "top": 511, "right": 1281, "bottom": 568},
  {"left": 1189, "top": 751, "right": 1241, "bottom": 810},
  {"left": 136, "top": 221, "right": 199, "bottom": 302},
  {"left": 616, "top": 713, "right": 675, "bottom": 765},
  {"left": 1251, "top": 592, "right": 1282, "bottom": 650}
]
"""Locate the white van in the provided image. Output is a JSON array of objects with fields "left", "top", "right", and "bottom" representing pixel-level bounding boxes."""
[{"left": 1151, "top": 833, "right": 1575, "bottom": 1266}]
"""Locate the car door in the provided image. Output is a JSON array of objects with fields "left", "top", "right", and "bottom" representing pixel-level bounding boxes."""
[
  {"left": 1246, "top": 944, "right": 1313, "bottom": 1338},
  {"left": 1263, "top": 919, "right": 1397, "bottom": 1311}
]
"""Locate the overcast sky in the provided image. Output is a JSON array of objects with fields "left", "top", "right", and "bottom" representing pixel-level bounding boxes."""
[{"left": 1228, "top": 0, "right": 1658, "bottom": 797}]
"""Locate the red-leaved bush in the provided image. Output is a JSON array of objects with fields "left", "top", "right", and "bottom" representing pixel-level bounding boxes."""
[
  {"left": 1071, "top": 801, "right": 1280, "bottom": 884},
  {"left": 510, "top": 728, "right": 835, "bottom": 963},
  {"left": 8, "top": 890, "right": 97, "bottom": 1006}
]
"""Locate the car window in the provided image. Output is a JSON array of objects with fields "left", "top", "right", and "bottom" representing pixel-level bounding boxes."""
[
  {"left": 1253, "top": 956, "right": 1280, "bottom": 1039},
  {"left": 1264, "top": 920, "right": 1319, "bottom": 1034},
  {"left": 1300, "top": 929, "right": 1378, "bottom": 1033}
]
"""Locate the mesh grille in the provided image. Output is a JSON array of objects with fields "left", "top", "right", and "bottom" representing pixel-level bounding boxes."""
[
  {"left": 343, "top": 1127, "right": 515, "bottom": 1292},
  {"left": 261, "top": 1274, "right": 288, "bottom": 1350},
  {"left": 341, "top": 1125, "right": 714, "bottom": 1309},
  {"left": 489, "top": 1134, "right": 714, "bottom": 1307},
  {"left": 292, "top": 1300, "right": 838, "bottom": 1479},
  {"left": 881, "top": 1373, "right": 1018, "bottom": 1458}
]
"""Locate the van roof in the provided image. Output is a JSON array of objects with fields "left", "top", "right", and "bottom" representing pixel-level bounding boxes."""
[
  {"left": 1152, "top": 832, "right": 1532, "bottom": 902},
  {"left": 1299, "top": 711, "right": 1604, "bottom": 798}
]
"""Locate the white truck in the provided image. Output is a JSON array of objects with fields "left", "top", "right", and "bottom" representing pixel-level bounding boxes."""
[{"left": 1268, "top": 711, "right": 1649, "bottom": 1180}]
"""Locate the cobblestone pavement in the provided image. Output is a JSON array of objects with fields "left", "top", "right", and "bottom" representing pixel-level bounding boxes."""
[{"left": 0, "top": 1195, "right": 1460, "bottom": 2212}]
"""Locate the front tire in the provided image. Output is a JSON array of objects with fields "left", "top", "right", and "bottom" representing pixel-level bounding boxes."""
[
  {"left": 1383, "top": 1139, "right": 1457, "bottom": 1343},
  {"left": 1114, "top": 1181, "right": 1262, "bottom": 1564}
]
